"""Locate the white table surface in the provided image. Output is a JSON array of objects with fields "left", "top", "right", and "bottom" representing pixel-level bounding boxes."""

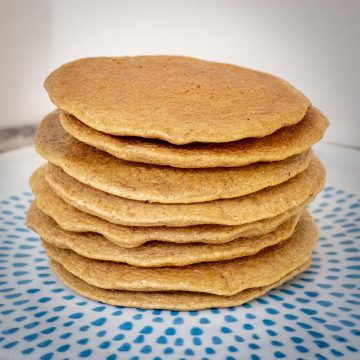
[{"left": 0, "top": 142, "right": 359, "bottom": 198}]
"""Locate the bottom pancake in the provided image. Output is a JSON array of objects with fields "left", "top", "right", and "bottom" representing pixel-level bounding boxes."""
[{"left": 51, "top": 259, "right": 311, "bottom": 310}]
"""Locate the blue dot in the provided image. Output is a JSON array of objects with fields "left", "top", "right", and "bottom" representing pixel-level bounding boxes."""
[
  {"left": 274, "top": 351, "right": 286, "bottom": 358},
  {"left": 173, "top": 317, "right": 184, "bottom": 325},
  {"left": 200, "top": 317, "right": 210, "bottom": 324},
  {"left": 69, "top": 312, "right": 84, "bottom": 319},
  {"left": 267, "top": 329, "right": 278, "bottom": 336},
  {"left": 266, "top": 308, "right": 279, "bottom": 315},
  {"left": 118, "top": 343, "right": 131, "bottom": 352},
  {"left": 212, "top": 336, "right": 222, "bottom": 345},
  {"left": 296, "top": 345, "right": 309, "bottom": 353},
  {"left": 224, "top": 315, "right": 237, "bottom": 322},
  {"left": 152, "top": 317, "right": 163, "bottom": 323},
  {"left": 113, "top": 334, "right": 124, "bottom": 341},
  {"left": 243, "top": 323, "right": 254, "bottom": 330},
  {"left": 112, "top": 310, "right": 123, "bottom": 316},
  {"left": 79, "top": 349, "right": 92, "bottom": 357},
  {"left": 57, "top": 344, "right": 70, "bottom": 352},
  {"left": 119, "top": 321, "right": 132, "bottom": 330},
  {"left": 3, "top": 341, "right": 18, "bottom": 349},
  {"left": 331, "top": 349, "right": 344, "bottom": 357},
  {"left": 164, "top": 347, "right": 174, "bottom": 354},
  {"left": 77, "top": 338, "right": 89, "bottom": 345},
  {"left": 40, "top": 353, "right": 53, "bottom": 360},
  {"left": 291, "top": 337, "right": 303, "bottom": 344},
  {"left": 99, "top": 341, "right": 111, "bottom": 349},
  {"left": 191, "top": 327, "right": 203, "bottom": 336},
  {"left": 22, "top": 347, "right": 34, "bottom": 355},
  {"left": 140, "top": 326, "right": 153, "bottom": 334},
  {"left": 221, "top": 326, "right": 232, "bottom": 333},
  {"left": 165, "top": 327, "right": 176, "bottom": 335},
  {"left": 175, "top": 338, "right": 183, "bottom": 346},
  {"left": 263, "top": 319, "right": 276, "bottom": 326},
  {"left": 41, "top": 327, "right": 56, "bottom": 334},
  {"left": 324, "top": 324, "right": 342, "bottom": 332},
  {"left": 228, "top": 345, "right": 238, "bottom": 352},
  {"left": 308, "top": 330, "right": 324, "bottom": 339},
  {"left": 314, "top": 340, "right": 330, "bottom": 349},
  {"left": 140, "top": 345, "right": 152, "bottom": 353},
  {"left": 91, "top": 317, "right": 106, "bottom": 326},
  {"left": 156, "top": 336, "right": 167, "bottom": 344}
]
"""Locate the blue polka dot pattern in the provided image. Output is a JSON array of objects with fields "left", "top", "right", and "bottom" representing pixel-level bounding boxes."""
[{"left": 0, "top": 187, "right": 359, "bottom": 359}]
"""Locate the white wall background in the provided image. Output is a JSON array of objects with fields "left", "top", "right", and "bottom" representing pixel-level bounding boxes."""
[{"left": 1, "top": 0, "right": 359, "bottom": 148}]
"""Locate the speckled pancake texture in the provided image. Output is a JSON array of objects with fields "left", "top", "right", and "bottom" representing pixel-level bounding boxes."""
[
  {"left": 44, "top": 56, "right": 309, "bottom": 144},
  {"left": 43, "top": 212, "right": 318, "bottom": 295},
  {"left": 60, "top": 106, "right": 328, "bottom": 168},
  {"left": 35, "top": 111, "right": 312, "bottom": 203},
  {"left": 27, "top": 202, "right": 300, "bottom": 267}
]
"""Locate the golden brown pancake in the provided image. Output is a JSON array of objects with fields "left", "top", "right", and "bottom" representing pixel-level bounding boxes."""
[
  {"left": 43, "top": 212, "right": 317, "bottom": 296},
  {"left": 60, "top": 106, "right": 328, "bottom": 168},
  {"left": 44, "top": 56, "right": 309, "bottom": 144},
  {"left": 28, "top": 202, "right": 300, "bottom": 267},
  {"left": 41, "top": 157, "right": 325, "bottom": 226},
  {"left": 31, "top": 173, "right": 309, "bottom": 247},
  {"left": 51, "top": 259, "right": 311, "bottom": 310},
  {"left": 35, "top": 111, "right": 312, "bottom": 203}
]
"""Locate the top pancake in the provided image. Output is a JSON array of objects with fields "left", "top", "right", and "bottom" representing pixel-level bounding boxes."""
[
  {"left": 44, "top": 56, "right": 309, "bottom": 145},
  {"left": 61, "top": 106, "right": 328, "bottom": 168}
]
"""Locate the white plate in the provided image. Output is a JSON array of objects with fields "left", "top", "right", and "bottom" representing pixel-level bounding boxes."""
[{"left": 0, "top": 143, "right": 359, "bottom": 359}]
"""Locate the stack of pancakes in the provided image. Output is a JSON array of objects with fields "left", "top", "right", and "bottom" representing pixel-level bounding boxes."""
[{"left": 27, "top": 56, "right": 328, "bottom": 310}]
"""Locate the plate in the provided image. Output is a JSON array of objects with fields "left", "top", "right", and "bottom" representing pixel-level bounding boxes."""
[{"left": 0, "top": 144, "right": 359, "bottom": 359}]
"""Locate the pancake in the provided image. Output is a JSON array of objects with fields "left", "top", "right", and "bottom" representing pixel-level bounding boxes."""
[
  {"left": 44, "top": 56, "right": 309, "bottom": 144},
  {"left": 42, "top": 157, "right": 325, "bottom": 226},
  {"left": 36, "top": 111, "right": 312, "bottom": 203},
  {"left": 28, "top": 202, "right": 300, "bottom": 267},
  {"left": 44, "top": 212, "right": 318, "bottom": 296},
  {"left": 51, "top": 259, "right": 311, "bottom": 310},
  {"left": 61, "top": 106, "right": 328, "bottom": 168},
  {"left": 31, "top": 174, "right": 308, "bottom": 247}
]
